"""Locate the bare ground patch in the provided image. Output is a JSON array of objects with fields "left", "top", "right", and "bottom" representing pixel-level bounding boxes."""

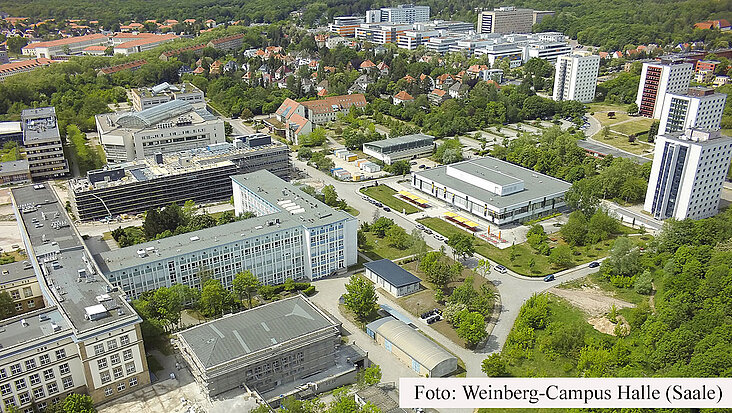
[{"left": 549, "top": 287, "right": 634, "bottom": 336}]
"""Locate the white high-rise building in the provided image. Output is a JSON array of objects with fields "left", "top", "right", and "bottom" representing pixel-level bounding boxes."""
[
  {"left": 658, "top": 87, "right": 727, "bottom": 135},
  {"left": 552, "top": 52, "right": 600, "bottom": 103},
  {"left": 366, "top": 4, "right": 430, "bottom": 24},
  {"left": 644, "top": 129, "right": 732, "bottom": 221},
  {"left": 636, "top": 59, "right": 694, "bottom": 119}
]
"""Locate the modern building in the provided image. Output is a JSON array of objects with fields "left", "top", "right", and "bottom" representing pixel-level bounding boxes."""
[
  {"left": 355, "top": 24, "right": 412, "bottom": 45},
  {"left": 95, "top": 170, "right": 358, "bottom": 298},
  {"left": 0, "top": 122, "right": 23, "bottom": 145},
  {"left": 0, "top": 160, "right": 32, "bottom": 184},
  {"left": 70, "top": 136, "right": 289, "bottom": 221},
  {"left": 177, "top": 295, "right": 366, "bottom": 399},
  {"left": 21, "top": 34, "right": 107, "bottom": 58},
  {"left": 96, "top": 100, "right": 225, "bottom": 163},
  {"left": 658, "top": 87, "right": 727, "bottom": 135},
  {"left": 426, "top": 36, "right": 464, "bottom": 54},
  {"left": 474, "top": 42, "right": 524, "bottom": 68},
  {"left": 0, "top": 261, "right": 45, "bottom": 315},
  {"left": 130, "top": 82, "right": 205, "bottom": 111},
  {"left": 636, "top": 59, "right": 694, "bottom": 118},
  {"left": 532, "top": 10, "right": 555, "bottom": 24},
  {"left": 21, "top": 107, "right": 69, "bottom": 180},
  {"left": 112, "top": 33, "right": 178, "bottom": 56},
  {"left": 411, "top": 156, "right": 571, "bottom": 226},
  {"left": 477, "top": 7, "right": 535, "bottom": 34},
  {"left": 522, "top": 40, "right": 572, "bottom": 63},
  {"left": 552, "top": 52, "right": 601, "bottom": 103},
  {"left": 397, "top": 29, "right": 439, "bottom": 50},
  {"left": 366, "top": 317, "right": 457, "bottom": 377},
  {"left": 330, "top": 16, "right": 365, "bottom": 37},
  {"left": 0, "top": 58, "right": 53, "bottom": 81},
  {"left": 363, "top": 259, "right": 421, "bottom": 297},
  {"left": 7, "top": 184, "right": 150, "bottom": 409},
  {"left": 644, "top": 129, "right": 732, "bottom": 221},
  {"left": 363, "top": 134, "right": 434, "bottom": 165},
  {"left": 366, "top": 5, "right": 430, "bottom": 24}
]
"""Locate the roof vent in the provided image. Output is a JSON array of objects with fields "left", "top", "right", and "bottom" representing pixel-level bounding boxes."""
[
  {"left": 21, "top": 319, "right": 28, "bottom": 327},
  {"left": 190, "top": 236, "right": 200, "bottom": 241},
  {"left": 51, "top": 322, "right": 61, "bottom": 332},
  {"left": 137, "top": 249, "right": 148, "bottom": 258}
]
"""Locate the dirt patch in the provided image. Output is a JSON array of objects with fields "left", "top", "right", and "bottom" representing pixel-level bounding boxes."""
[{"left": 549, "top": 286, "right": 635, "bottom": 317}]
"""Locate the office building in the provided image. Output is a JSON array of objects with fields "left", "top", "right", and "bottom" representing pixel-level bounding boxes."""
[
  {"left": 95, "top": 170, "right": 358, "bottom": 298},
  {"left": 411, "top": 156, "right": 571, "bottom": 226},
  {"left": 363, "top": 134, "right": 434, "bottom": 165},
  {"left": 21, "top": 34, "right": 107, "bottom": 58},
  {"left": 644, "top": 129, "right": 732, "bottom": 221},
  {"left": 366, "top": 5, "right": 430, "bottom": 24},
  {"left": 7, "top": 184, "right": 150, "bottom": 409},
  {"left": 366, "top": 318, "right": 457, "bottom": 377},
  {"left": 636, "top": 59, "right": 694, "bottom": 118},
  {"left": 329, "top": 16, "right": 364, "bottom": 37},
  {"left": 397, "top": 29, "right": 439, "bottom": 50},
  {"left": 0, "top": 122, "right": 23, "bottom": 145},
  {"left": 21, "top": 107, "right": 69, "bottom": 180},
  {"left": 130, "top": 82, "right": 205, "bottom": 111},
  {"left": 553, "top": 52, "right": 601, "bottom": 103},
  {"left": 177, "top": 295, "right": 366, "bottom": 399},
  {"left": 474, "top": 42, "right": 523, "bottom": 68},
  {"left": 658, "top": 87, "right": 727, "bottom": 135},
  {"left": 532, "top": 10, "right": 555, "bottom": 24},
  {"left": 522, "top": 40, "right": 571, "bottom": 63},
  {"left": 0, "top": 261, "right": 45, "bottom": 315},
  {"left": 70, "top": 136, "right": 289, "bottom": 221},
  {"left": 97, "top": 100, "right": 225, "bottom": 163},
  {"left": 426, "top": 36, "right": 464, "bottom": 54},
  {"left": 0, "top": 160, "right": 31, "bottom": 184},
  {"left": 355, "top": 24, "right": 412, "bottom": 45},
  {"left": 478, "top": 7, "right": 535, "bottom": 34}
]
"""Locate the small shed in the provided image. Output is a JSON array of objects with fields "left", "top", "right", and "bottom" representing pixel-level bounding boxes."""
[{"left": 363, "top": 259, "right": 420, "bottom": 297}]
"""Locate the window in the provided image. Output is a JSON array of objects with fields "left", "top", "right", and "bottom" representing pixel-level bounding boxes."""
[
  {"left": 10, "top": 290, "right": 19, "bottom": 300},
  {"left": 23, "top": 287, "right": 32, "bottom": 298},
  {"left": 18, "top": 393, "right": 30, "bottom": 405},
  {"left": 110, "top": 353, "right": 120, "bottom": 365},
  {"left": 14, "top": 303, "right": 22, "bottom": 311},
  {"left": 120, "top": 335, "right": 130, "bottom": 346},
  {"left": 97, "top": 359, "right": 108, "bottom": 370},
  {"left": 55, "top": 349, "right": 66, "bottom": 360},
  {"left": 113, "top": 367, "right": 123, "bottom": 380},
  {"left": 125, "top": 362, "right": 136, "bottom": 375},
  {"left": 123, "top": 349, "right": 133, "bottom": 361},
  {"left": 62, "top": 377, "right": 73, "bottom": 390},
  {"left": 24, "top": 359, "right": 36, "bottom": 370},
  {"left": 33, "top": 387, "right": 44, "bottom": 399},
  {"left": 39, "top": 354, "right": 50, "bottom": 365},
  {"left": 10, "top": 364, "right": 21, "bottom": 376},
  {"left": 0, "top": 368, "right": 6, "bottom": 379},
  {"left": 27, "top": 300, "right": 35, "bottom": 309},
  {"left": 117, "top": 382, "right": 125, "bottom": 392},
  {"left": 0, "top": 384, "right": 11, "bottom": 395},
  {"left": 105, "top": 388, "right": 113, "bottom": 396},
  {"left": 29, "top": 374, "right": 40, "bottom": 386},
  {"left": 93, "top": 343, "right": 105, "bottom": 355},
  {"left": 59, "top": 364, "right": 70, "bottom": 375},
  {"left": 37, "top": 402, "right": 47, "bottom": 411},
  {"left": 46, "top": 382, "right": 58, "bottom": 395},
  {"left": 4, "top": 397, "right": 15, "bottom": 408},
  {"left": 43, "top": 369, "right": 54, "bottom": 381},
  {"left": 129, "top": 377, "right": 138, "bottom": 387},
  {"left": 15, "top": 378, "right": 27, "bottom": 390},
  {"left": 107, "top": 339, "right": 118, "bottom": 351},
  {"left": 100, "top": 371, "right": 111, "bottom": 384}
]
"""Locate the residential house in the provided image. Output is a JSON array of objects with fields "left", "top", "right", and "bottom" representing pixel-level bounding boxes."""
[
  {"left": 436, "top": 73, "right": 456, "bottom": 89},
  {"left": 429, "top": 88, "right": 448, "bottom": 105},
  {"left": 448, "top": 82, "right": 470, "bottom": 99},
  {"left": 377, "top": 61, "right": 389, "bottom": 75},
  {"left": 317, "top": 79, "right": 329, "bottom": 92},
  {"left": 209, "top": 60, "right": 222, "bottom": 75},
  {"left": 694, "top": 19, "right": 731, "bottom": 31},
  {"left": 223, "top": 60, "right": 239, "bottom": 72},
  {"left": 359, "top": 59, "right": 376, "bottom": 72},
  {"left": 393, "top": 90, "right": 414, "bottom": 104},
  {"left": 349, "top": 74, "right": 373, "bottom": 95}
]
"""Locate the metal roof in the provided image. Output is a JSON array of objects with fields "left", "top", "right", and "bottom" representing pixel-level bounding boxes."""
[
  {"left": 363, "top": 133, "right": 434, "bottom": 149},
  {"left": 366, "top": 317, "right": 456, "bottom": 371},
  {"left": 364, "top": 259, "right": 421, "bottom": 288},
  {"left": 116, "top": 99, "right": 192, "bottom": 128},
  {"left": 177, "top": 295, "right": 338, "bottom": 369}
]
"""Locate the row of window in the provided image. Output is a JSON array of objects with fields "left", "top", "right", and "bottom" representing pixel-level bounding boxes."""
[
  {"left": 99, "top": 362, "right": 136, "bottom": 384},
  {"left": 93, "top": 335, "right": 131, "bottom": 356},
  {"left": 0, "top": 349, "right": 66, "bottom": 379},
  {"left": 0, "top": 363, "right": 70, "bottom": 395},
  {"left": 96, "top": 349, "right": 134, "bottom": 370},
  {"left": 103, "top": 377, "right": 138, "bottom": 397},
  {"left": 3, "top": 377, "right": 73, "bottom": 409}
]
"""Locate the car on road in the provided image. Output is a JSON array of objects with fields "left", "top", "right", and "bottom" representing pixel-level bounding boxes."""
[
  {"left": 383, "top": 206, "right": 391, "bottom": 212},
  {"left": 374, "top": 202, "right": 383, "bottom": 208},
  {"left": 588, "top": 261, "right": 600, "bottom": 268},
  {"left": 434, "top": 234, "right": 446, "bottom": 242},
  {"left": 424, "top": 229, "right": 433, "bottom": 235},
  {"left": 410, "top": 161, "right": 418, "bottom": 165},
  {"left": 418, "top": 164, "right": 426, "bottom": 169},
  {"left": 544, "top": 274, "right": 555, "bottom": 282},
  {"left": 494, "top": 264, "right": 507, "bottom": 274},
  {"left": 415, "top": 224, "right": 425, "bottom": 230}
]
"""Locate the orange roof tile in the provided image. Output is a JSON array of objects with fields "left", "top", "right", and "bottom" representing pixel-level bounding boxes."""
[{"left": 394, "top": 91, "right": 414, "bottom": 101}]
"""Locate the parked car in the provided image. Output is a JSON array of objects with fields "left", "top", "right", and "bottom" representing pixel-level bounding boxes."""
[
  {"left": 418, "top": 164, "right": 426, "bottom": 169},
  {"left": 424, "top": 229, "right": 433, "bottom": 235},
  {"left": 543, "top": 274, "right": 555, "bottom": 282},
  {"left": 410, "top": 161, "right": 418, "bottom": 165},
  {"left": 415, "top": 224, "right": 425, "bottom": 230},
  {"left": 588, "top": 261, "right": 600, "bottom": 268},
  {"left": 494, "top": 265, "right": 507, "bottom": 274},
  {"left": 374, "top": 202, "right": 383, "bottom": 208},
  {"left": 383, "top": 206, "right": 391, "bottom": 212}
]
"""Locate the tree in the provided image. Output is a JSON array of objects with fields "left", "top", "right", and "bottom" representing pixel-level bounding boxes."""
[
  {"left": 457, "top": 311, "right": 487, "bottom": 347},
  {"left": 476, "top": 259, "right": 491, "bottom": 278},
  {"left": 447, "top": 233, "right": 475, "bottom": 261},
  {"left": 6, "top": 36, "right": 28, "bottom": 54},
  {"left": 199, "top": 279, "right": 231, "bottom": 317},
  {"left": 361, "top": 364, "right": 382, "bottom": 385},
  {"left": 343, "top": 275, "right": 378, "bottom": 321},
  {"left": 419, "top": 250, "right": 453, "bottom": 290},
  {"left": 385, "top": 225, "right": 411, "bottom": 249},
  {"left": 561, "top": 211, "right": 589, "bottom": 246},
  {"left": 299, "top": 127, "right": 327, "bottom": 146},
  {"left": 385, "top": 160, "right": 411, "bottom": 175},
  {"left": 482, "top": 354, "right": 510, "bottom": 377},
  {"left": 322, "top": 185, "right": 339, "bottom": 207},
  {"left": 647, "top": 120, "right": 659, "bottom": 143},
  {"left": 588, "top": 209, "right": 619, "bottom": 243},
  {"left": 634, "top": 270, "right": 653, "bottom": 295},
  {"left": 45, "top": 394, "right": 96, "bottom": 413},
  {"left": 549, "top": 245, "right": 573, "bottom": 268},
  {"left": 297, "top": 147, "right": 313, "bottom": 160},
  {"left": 0, "top": 291, "right": 15, "bottom": 320},
  {"left": 370, "top": 217, "right": 394, "bottom": 237},
  {"left": 627, "top": 102, "right": 639, "bottom": 115},
  {"left": 233, "top": 271, "right": 260, "bottom": 308}
]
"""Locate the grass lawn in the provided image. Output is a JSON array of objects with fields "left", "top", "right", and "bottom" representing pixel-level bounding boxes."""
[
  {"left": 595, "top": 133, "right": 651, "bottom": 155},
  {"left": 342, "top": 205, "right": 360, "bottom": 217},
  {"left": 361, "top": 232, "right": 420, "bottom": 261},
  {"left": 397, "top": 260, "right": 496, "bottom": 349},
  {"left": 417, "top": 217, "right": 643, "bottom": 277},
  {"left": 609, "top": 118, "right": 655, "bottom": 136},
  {"left": 587, "top": 102, "right": 629, "bottom": 113},
  {"left": 360, "top": 185, "right": 420, "bottom": 214},
  {"left": 594, "top": 111, "right": 632, "bottom": 125}
]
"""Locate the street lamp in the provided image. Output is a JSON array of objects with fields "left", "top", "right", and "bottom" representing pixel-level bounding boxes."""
[{"left": 90, "top": 193, "right": 112, "bottom": 233}]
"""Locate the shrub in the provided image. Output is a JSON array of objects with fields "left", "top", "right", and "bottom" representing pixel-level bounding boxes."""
[{"left": 303, "top": 286, "right": 316, "bottom": 296}]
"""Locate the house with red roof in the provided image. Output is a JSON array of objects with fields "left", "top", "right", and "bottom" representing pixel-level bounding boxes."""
[
  {"left": 0, "top": 58, "right": 53, "bottom": 81},
  {"left": 377, "top": 61, "right": 389, "bottom": 75},
  {"left": 359, "top": 59, "right": 376, "bottom": 72},
  {"left": 428, "top": 88, "right": 448, "bottom": 105},
  {"left": 393, "top": 91, "right": 414, "bottom": 105},
  {"left": 694, "top": 19, "right": 731, "bottom": 31}
]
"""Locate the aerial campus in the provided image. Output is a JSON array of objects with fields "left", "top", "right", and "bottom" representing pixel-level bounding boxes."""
[{"left": 0, "top": 1, "right": 731, "bottom": 412}]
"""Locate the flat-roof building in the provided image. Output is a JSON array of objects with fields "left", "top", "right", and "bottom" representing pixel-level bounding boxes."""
[
  {"left": 0, "top": 261, "right": 45, "bottom": 315},
  {"left": 658, "top": 87, "right": 727, "bottom": 135},
  {"left": 130, "top": 82, "right": 205, "bottom": 111},
  {"left": 97, "top": 100, "right": 225, "bottom": 163},
  {"left": 477, "top": 7, "right": 535, "bottom": 34},
  {"left": 95, "top": 170, "right": 358, "bottom": 298},
  {"left": 363, "top": 134, "right": 434, "bottom": 165},
  {"left": 0, "top": 58, "right": 53, "bottom": 81},
  {"left": 553, "top": 52, "right": 600, "bottom": 103},
  {"left": 0, "top": 122, "right": 23, "bottom": 145},
  {"left": 366, "top": 5, "right": 431, "bottom": 24},
  {"left": 21, "top": 107, "right": 69, "bottom": 180},
  {"left": 177, "top": 295, "right": 365, "bottom": 398},
  {"left": 0, "top": 160, "right": 31, "bottom": 184},
  {"left": 636, "top": 59, "right": 694, "bottom": 119},
  {"left": 366, "top": 317, "right": 457, "bottom": 377},
  {"left": 364, "top": 259, "right": 421, "bottom": 297},
  {"left": 411, "top": 156, "right": 571, "bottom": 226}
]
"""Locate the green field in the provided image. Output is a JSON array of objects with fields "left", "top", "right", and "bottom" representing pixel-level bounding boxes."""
[
  {"left": 361, "top": 232, "right": 419, "bottom": 261},
  {"left": 609, "top": 118, "right": 655, "bottom": 136},
  {"left": 360, "top": 185, "right": 420, "bottom": 214},
  {"left": 595, "top": 133, "right": 651, "bottom": 155}
]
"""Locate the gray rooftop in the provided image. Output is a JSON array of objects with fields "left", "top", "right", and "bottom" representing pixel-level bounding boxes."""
[
  {"left": 449, "top": 160, "right": 522, "bottom": 187},
  {"left": 363, "top": 133, "right": 434, "bottom": 149},
  {"left": 364, "top": 259, "right": 421, "bottom": 288},
  {"left": 11, "top": 184, "right": 140, "bottom": 335},
  {"left": 0, "top": 308, "right": 71, "bottom": 350},
  {"left": 413, "top": 156, "right": 571, "bottom": 210},
  {"left": 116, "top": 99, "right": 192, "bottom": 128},
  {"left": 95, "top": 169, "right": 355, "bottom": 273},
  {"left": 0, "top": 260, "right": 36, "bottom": 284},
  {"left": 0, "top": 121, "right": 21, "bottom": 135},
  {"left": 0, "top": 159, "right": 29, "bottom": 175},
  {"left": 178, "top": 295, "right": 338, "bottom": 369},
  {"left": 366, "top": 317, "right": 456, "bottom": 371},
  {"left": 20, "top": 107, "right": 60, "bottom": 142}
]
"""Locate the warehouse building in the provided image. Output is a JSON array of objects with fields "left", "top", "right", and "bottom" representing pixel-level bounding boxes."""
[
  {"left": 411, "top": 156, "right": 571, "bottom": 226},
  {"left": 70, "top": 135, "right": 289, "bottom": 221},
  {"left": 363, "top": 259, "right": 421, "bottom": 297},
  {"left": 362, "top": 134, "right": 434, "bottom": 165},
  {"left": 95, "top": 170, "right": 358, "bottom": 298},
  {"left": 97, "top": 100, "right": 225, "bottom": 162},
  {"left": 177, "top": 295, "right": 366, "bottom": 397},
  {"left": 366, "top": 317, "right": 457, "bottom": 377}
]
